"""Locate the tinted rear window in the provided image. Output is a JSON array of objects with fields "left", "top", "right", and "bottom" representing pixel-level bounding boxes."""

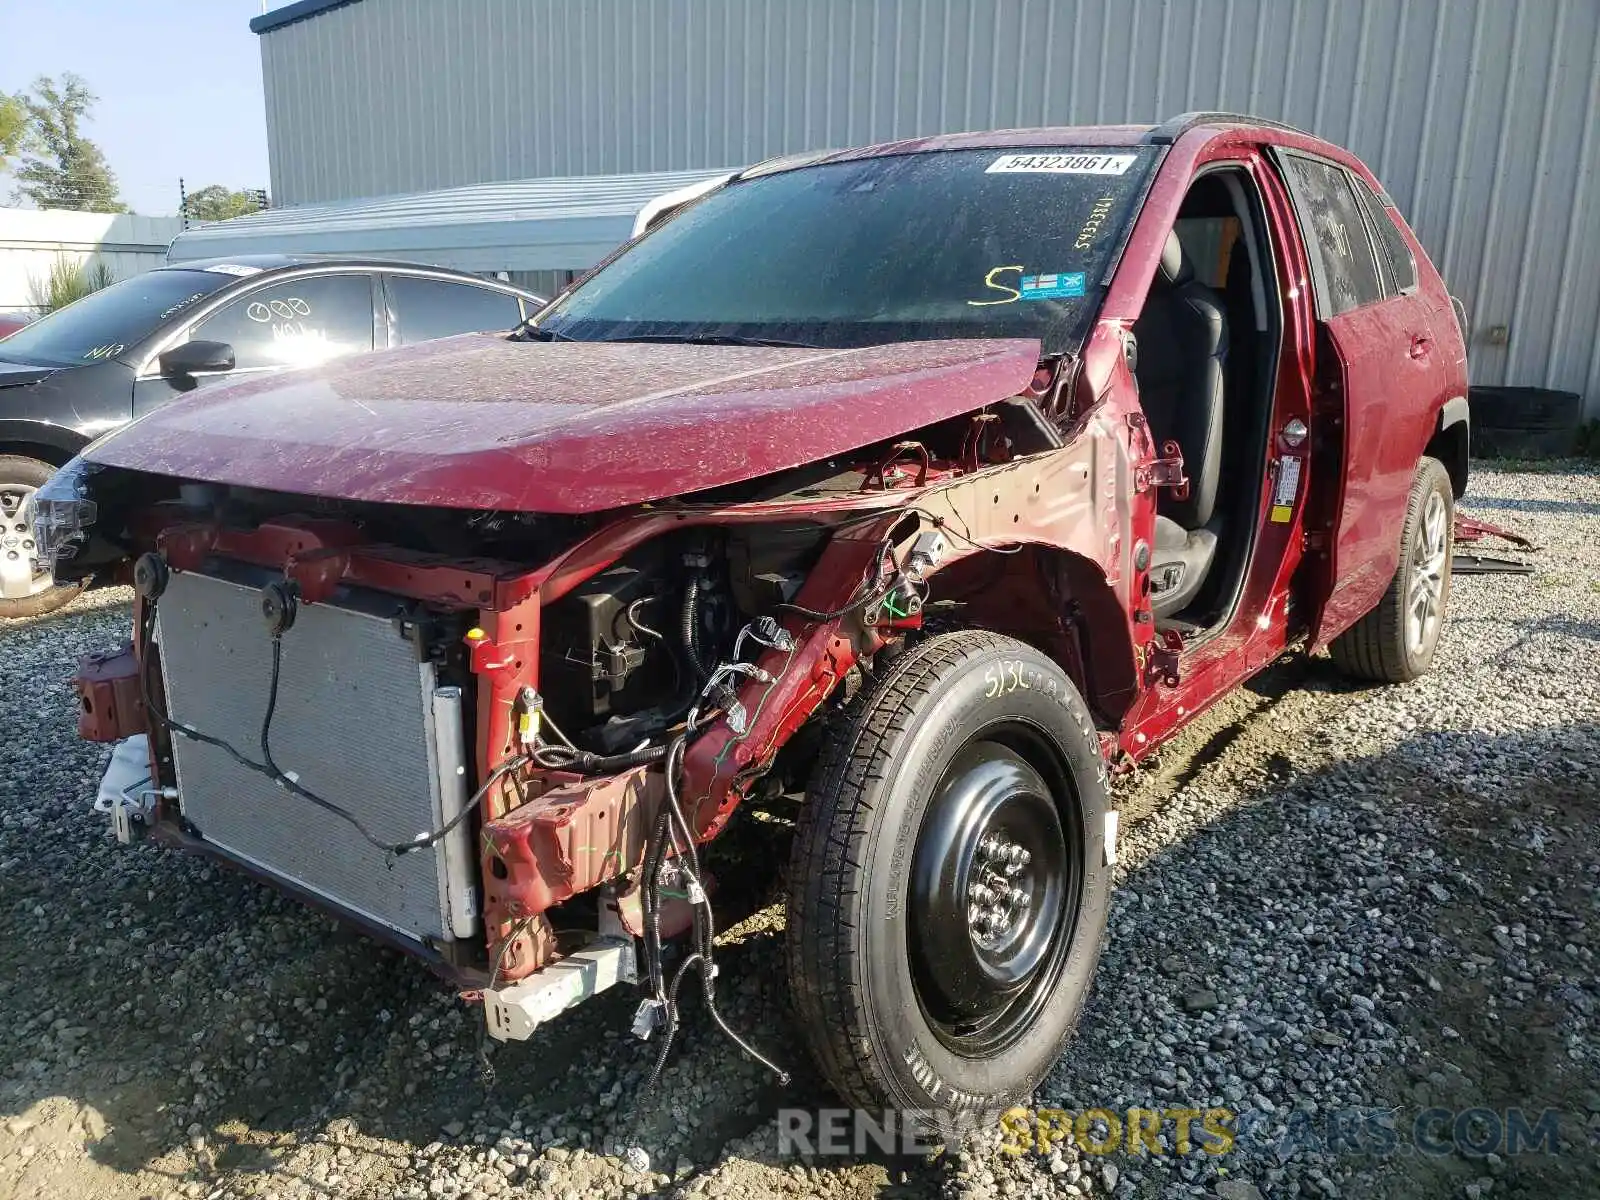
[
  {"left": 389, "top": 276, "right": 524, "bottom": 343},
  {"left": 538, "top": 147, "right": 1157, "bottom": 353},
  {"left": 1351, "top": 178, "right": 1418, "bottom": 295},
  {"left": 0, "top": 269, "right": 230, "bottom": 366},
  {"left": 1278, "top": 154, "right": 1386, "bottom": 317}
]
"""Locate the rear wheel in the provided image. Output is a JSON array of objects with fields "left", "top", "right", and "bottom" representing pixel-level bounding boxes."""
[
  {"left": 0, "top": 454, "right": 82, "bottom": 620},
  {"left": 786, "top": 631, "right": 1112, "bottom": 1126},
  {"left": 1330, "top": 455, "right": 1454, "bottom": 682}
]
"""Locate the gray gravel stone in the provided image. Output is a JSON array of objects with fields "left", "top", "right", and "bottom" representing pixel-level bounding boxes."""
[{"left": 2, "top": 466, "right": 1596, "bottom": 1200}]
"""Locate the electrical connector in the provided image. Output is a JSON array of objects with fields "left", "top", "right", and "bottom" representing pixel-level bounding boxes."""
[
  {"left": 904, "top": 529, "right": 951, "bottom": 581},
  {"left": 736, "top": 615, "right": 796, "bottom": 657},
  {"left": 515, "top": 686, "right": 544, "bottom": 746}
]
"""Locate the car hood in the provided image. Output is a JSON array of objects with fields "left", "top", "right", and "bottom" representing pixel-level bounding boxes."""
[{"left": 84, "top": 334, "right": 1042, "bottom": 512}]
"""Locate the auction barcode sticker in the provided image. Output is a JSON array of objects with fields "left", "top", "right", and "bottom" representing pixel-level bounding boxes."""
[{"left": 986, "top": 152, "right": 1136, "bottom": 175}]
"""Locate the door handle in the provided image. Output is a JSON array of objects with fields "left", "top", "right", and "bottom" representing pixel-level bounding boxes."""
[{"left": 1408, "top": 334, "right": 1432, "bottom": 360}]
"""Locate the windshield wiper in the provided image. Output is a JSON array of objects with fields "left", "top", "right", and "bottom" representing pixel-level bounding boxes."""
[
  {"left": 607, "top": 333, "right": 824, "bottom": 349},
  {"left": 511, "top": 321, "right": 577, "bottom": 342}
]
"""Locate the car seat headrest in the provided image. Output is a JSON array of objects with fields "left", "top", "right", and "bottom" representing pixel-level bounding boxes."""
[{"left": 1157, "top": 229, "right": 1192, "bottom": 286}]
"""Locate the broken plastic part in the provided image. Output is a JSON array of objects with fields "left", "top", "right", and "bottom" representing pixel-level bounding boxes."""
[
  {"left": 30, "top": 455, "right": 100, "bottom": 567},
  {"left": 632, "top": 998, "right": 666, "bottom": 1040}
]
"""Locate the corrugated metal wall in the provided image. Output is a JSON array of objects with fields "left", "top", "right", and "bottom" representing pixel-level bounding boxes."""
[
  {"left": 0, "top": 209, "right": 184, "bottom": 313},
  {"left": 259, "top": 0, "right": 1600, "bottom": 415}
]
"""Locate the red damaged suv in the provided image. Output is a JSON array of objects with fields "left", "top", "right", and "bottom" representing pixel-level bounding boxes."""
[{"left": 46, "top": 113, "right": 1467, "bottom": 1123}]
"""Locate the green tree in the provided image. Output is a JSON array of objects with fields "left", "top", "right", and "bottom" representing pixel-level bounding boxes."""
[
  {"left": 184, "top": 184, "right": 266, "bottom": 222},
  {"left": 0, "top": 92, "right": 29, "bottom": 172},
  {"left": 12, "top": 74, "right": 126, "bottom": 213}
]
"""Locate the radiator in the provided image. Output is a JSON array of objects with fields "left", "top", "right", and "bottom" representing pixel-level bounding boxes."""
[{"left": 156, "top": 569, "right": 478, "bottom": 944}]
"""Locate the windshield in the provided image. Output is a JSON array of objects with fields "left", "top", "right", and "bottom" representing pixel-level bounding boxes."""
[
  {"left": 537, "top": 147, "right": 1155, "bottom": 353},
  {"left": 0, "top": 269, "right": 234, "bottom": 367}
]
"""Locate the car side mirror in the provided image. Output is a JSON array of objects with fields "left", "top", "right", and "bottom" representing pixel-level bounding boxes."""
[{"left": 158, "top": 339, "right": 235, "bottom": 379}]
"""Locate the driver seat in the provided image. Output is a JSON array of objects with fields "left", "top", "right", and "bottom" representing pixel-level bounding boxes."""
[{"left": 1133, "top": 230, "right": 1228, "bottom": 619}]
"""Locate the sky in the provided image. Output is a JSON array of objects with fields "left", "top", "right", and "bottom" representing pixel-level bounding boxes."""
[{"left": 0, "top": 0, "right": 290, "bottom": 215}]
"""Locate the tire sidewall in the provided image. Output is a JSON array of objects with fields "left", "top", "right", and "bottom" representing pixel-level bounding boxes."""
[{"left": 853, "top": 639, "right": 1111, "bottom": 1117}]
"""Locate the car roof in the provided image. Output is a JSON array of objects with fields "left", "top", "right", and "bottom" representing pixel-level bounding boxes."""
[
  {"left": 157, "top": 255, "right": 541, "bottom": 295},
  {"left": 754, "top": 112, "right": 1331, "bottom": 170}
]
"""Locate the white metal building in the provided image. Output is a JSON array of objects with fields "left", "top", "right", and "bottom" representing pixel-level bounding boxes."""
[
  {"left": 0, "top": 209, "right": 184, "bottom": 317},
  {"left": 164, "top": 167, "right": 730, "bottom": 277},
  {"left": 251, "top": 0, "right": 1600, "bottom": 417}
]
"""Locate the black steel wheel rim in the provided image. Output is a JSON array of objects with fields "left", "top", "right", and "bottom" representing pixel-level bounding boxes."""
[{"left": 908, "top": 728, "right": 1082, "bottom": 1057}]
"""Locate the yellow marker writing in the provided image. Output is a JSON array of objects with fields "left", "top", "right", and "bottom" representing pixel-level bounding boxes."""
[{"left": 967, "top": 264, "right": 1024, "bottom": 306}]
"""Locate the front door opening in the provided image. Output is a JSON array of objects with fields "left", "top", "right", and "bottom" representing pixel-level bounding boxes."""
[{"left": 1133, "top": 165, "right": 1282, "bottom": 640}]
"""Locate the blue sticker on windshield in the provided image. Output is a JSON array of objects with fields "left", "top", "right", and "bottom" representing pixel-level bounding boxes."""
[{"left": 1019, "top": 272, "right": 1086, "bottom": 300}]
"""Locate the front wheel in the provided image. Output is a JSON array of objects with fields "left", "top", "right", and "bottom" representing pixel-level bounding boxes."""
[
  {"left": 1330, "top": 455, "right": 1454, "bottom": 683},
  {"left": 0, "top": 454, "right": 83, "bottom": 620},
  {"left": 786, "top": 631, "right": 1112, "bottom": 1126}
]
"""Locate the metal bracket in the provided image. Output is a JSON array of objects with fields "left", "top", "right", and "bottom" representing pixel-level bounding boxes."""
[
  {"left": 110, "top": 786, "right": 168, "bottom": 845},
  {"left": 483, "top": 937, "right": 638, "bottom": 1042},
  {"left": 860, "top": 441, "right": 931, "bottom": 491},
  {"left": 1143, "top": 629, "right": 1183, "bottom": 688},
  {"left": 1136, "top": 438, "right": 1191, "bottom": 500},
  {"left": 1126, "top": 413, "right": 1190, "bottom": 499}
]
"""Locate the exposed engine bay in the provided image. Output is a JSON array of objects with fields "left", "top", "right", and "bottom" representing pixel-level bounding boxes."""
[{"left": 64, "top": 385, "right": 1129, "bottom": 1085}]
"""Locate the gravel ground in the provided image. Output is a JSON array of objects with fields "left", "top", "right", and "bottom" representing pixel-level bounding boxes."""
[{"left": 1, "top": 463, "right": 1596, "bottom": 1200}]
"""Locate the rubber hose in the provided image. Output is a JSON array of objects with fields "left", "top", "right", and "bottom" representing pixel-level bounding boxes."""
[
  {"left": 569, "top": 744, "right": 669, "bottom": 775},
  {"left": 681, "top": 577, "right": 710, "bottom": 683}
]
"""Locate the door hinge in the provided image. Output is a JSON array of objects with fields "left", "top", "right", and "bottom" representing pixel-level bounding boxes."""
[
  {"left": 1142, "top": 629, "right": 1183, "bottom": 688},
  {"left": 1126, "top": 413, "right": 1191, "bottom": 499},
  {"left": 1136, "top": 441, "right": 1191, "bottom": 499}
]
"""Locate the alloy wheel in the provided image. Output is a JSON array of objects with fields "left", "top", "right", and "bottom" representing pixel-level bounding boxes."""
[
  {"left": 1406, "top": 489, "right": 1449, "bottom": 655},
  {"left": 0, "top": 481, "right": 50, "bottom": 600}
]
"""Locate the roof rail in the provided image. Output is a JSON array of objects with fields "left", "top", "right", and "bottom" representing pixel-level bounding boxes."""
[{"left": 1146, "top": 112, "right": 1312, "bottom": 145}]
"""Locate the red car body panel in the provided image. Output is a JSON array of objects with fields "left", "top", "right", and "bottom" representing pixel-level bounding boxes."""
[
  {"left": 69, "top": 117, "right": 1468, "bottom": 987},
  {"left": 84, "top": 334, "right": 1041, "bottom": 513}
]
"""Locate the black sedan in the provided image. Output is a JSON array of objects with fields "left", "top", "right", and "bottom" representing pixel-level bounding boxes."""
[{"left": 0, "top": 255, "right": 543, "bottom": 616}]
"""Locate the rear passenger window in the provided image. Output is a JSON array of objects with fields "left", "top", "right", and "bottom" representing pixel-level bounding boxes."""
[
  {"left": 388, "top": 276, "right": 524, "bottom": 344},
  {"left": 1275, "top": 153, "right": 1385, "bottom": 318},
  {"left": 1352, "top": 179, "right": 1419, "bottom": 296}
]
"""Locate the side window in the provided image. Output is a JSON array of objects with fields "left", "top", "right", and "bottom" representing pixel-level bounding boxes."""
[
  {"left": 192, "top": 275, "right": 374, "bottom": 370},
  {"left": 388, "top": 276, "right": 524, "bottom": 344},
  {"left": 1352, "top": 178, "right": 1419, "bottom": 296},
  {"left": 1276, "top": 154, "right": 1385, "bottom": 318}
]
